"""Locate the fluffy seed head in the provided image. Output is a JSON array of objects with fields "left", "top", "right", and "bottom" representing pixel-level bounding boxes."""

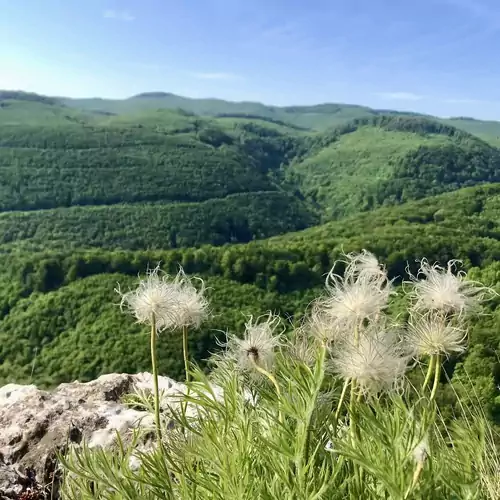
[
  {"left": 303, "top": 303, "right": 345, "bottom": 345},
  {"left": 225, "top": 313, "right": 283, "bottom": 374},
  {"left": 346, "top": 249, "right": 387, "bottom": 278},
  {"left": 412, "top": 436, "right": 429, "bottom": 464},
  {"left": 406, "top": 311, "right": 467, "bottom": 357},
  {"left": 169, "top": 268, "right": 209, "bottom": 329},
  {"left": 331, "top": 324, "right": 409, "bottom": 393},
  {"left": 289, "top": 332, "right": 316, "bottom": 366},
  {"left": 116, "top": 265, "right": 208, "bottom": 331},
  {"left": 408, "top": 259, "right": 487, "bottom": 316},
  {"left": 321, "top": 251, "right": 392, "bottom": 325}
]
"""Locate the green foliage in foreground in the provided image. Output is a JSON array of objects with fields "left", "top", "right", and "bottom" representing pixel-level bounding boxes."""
[{"left": 61, "top": 365, "right": 500, "bottom": 499}]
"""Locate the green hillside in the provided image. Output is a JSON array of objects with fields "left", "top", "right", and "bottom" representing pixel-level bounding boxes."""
[
  {"left": 0, "top": 91, "right": 500, "bottom": 421},
  {"left": 2, "top": 93, "right": 500, "bottom": 242},
  {"left": 1, "top": 184, "right": 500, "bottom": 423},
  {"left": 0, "top": 192, "right": 316, "bottom": 251},
  {"left": 60, "top": 92, "right": 382, "bottom": 130},
  {"left": 57, "top": 90, "right": 500, "bottom": 144},
  {"left": 442, "top": 116, "right": 500, "bottom": 145},
  {"left": 0, "top": 97, "right": 98, "bottom": 126},
  {"left": 1, "top": 114, "right": 498, "bottom": 250},
  {"left": 0, "top": 95, "right": 315, "bottom": 246},
  {"left": 289, "top": 116, "right": 500, "bottom": 218}
]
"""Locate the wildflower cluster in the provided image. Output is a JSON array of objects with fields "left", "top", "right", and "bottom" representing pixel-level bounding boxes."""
[{"left": 59, "top": 253, "right": 498, "bottom": 500}]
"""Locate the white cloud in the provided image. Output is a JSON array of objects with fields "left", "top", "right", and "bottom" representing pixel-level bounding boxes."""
[
  {"left": 103, "top": 9, "right": 135, "bottom": 21},
  {"left": 376, "top": 91, "right": 425, "bottom": 101},
  {"left": 190, "top": 72, "right": 242, "bottom": 81}
]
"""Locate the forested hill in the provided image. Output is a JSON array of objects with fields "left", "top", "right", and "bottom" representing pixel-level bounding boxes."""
[
  {"left": 0, "top": 93, "right": 317, "bottom": 246},
  {"left": 0, "top": 90, "right": 499, "bottom": 421},
  {"left": 1, "top": 184, "right": 500, "bottom": 420},
  {"left": 2, "top": 92, "right": 500, "bottom": 250}
]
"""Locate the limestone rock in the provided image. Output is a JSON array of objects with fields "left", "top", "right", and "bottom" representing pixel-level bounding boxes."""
[{"left": 0, "top": 373, "right": 184, "bottom": 498}]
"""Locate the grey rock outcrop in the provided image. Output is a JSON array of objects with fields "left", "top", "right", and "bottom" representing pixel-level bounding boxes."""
[{"left": 0, "top": 373, "right": 185, "bottom": 499}]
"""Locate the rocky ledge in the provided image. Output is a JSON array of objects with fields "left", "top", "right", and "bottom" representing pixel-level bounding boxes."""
[{"left": 0, "top": 373, "right": 184, "bottom": 499}]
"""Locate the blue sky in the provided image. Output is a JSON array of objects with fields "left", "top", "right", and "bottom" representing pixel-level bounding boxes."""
[{"left": 2, "top": 0, "right": 500, "bottom": 119}]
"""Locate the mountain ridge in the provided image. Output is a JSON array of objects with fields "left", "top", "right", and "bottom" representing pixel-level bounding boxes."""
[{"left": 3, "top": 89, "right": 499, "bottom": 137}]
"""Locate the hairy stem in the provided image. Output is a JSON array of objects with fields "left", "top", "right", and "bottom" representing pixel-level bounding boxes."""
[
  {"left": 181, "top": 325, "right": 192, "bottom": 426},
  {"left": 429, "top": 354, "right": 441, "bottom": 403},
  {"left": 349, "top": 322, "right": 362, "bottom": 496},
  {"left": 335, "top": 378, "right": 350, "bottom": 420},
  {"left": 349, "top": 322, "right": 360, "bottom": 437},
  {"left": 182, "top": 325, "right": 190, "bottom": 383},
  {"left": 422, "top": 355, "right": 436, "bottom": 392},
  {"left": 251, "top": 360, "right": 281, "bottom": 398},
  {"left": 150, "top": 313, "right": 162, "bottom": 443},
  {"left": 405, "top": 461, "right": 425, "bottom": 499},
  {"left": 250, "top": 358, "right": 283, "bottom": 424}
]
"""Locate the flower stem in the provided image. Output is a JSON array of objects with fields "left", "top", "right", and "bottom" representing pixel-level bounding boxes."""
[
  {"left": 182, "top": 325, "right": 190, "bottom": 383},
  {"left": 422, "top": 355, "right": 435, "bottom": 392},
  {"left": 349, "top": 322, "right": 360, "bottom": 438},
  {"left": 150, "top": 313, "right": 162, "bottom": 443},
  {"left": 349, "top": 323, "right": 362, "bottom": 496},
  {"left": 405, "top": 461, "right": 424, "bottom": 499},
  {"left": 429, "top": 354, "right": 441, "bottom": 403},
  {"left": 250, "top": 359, "right": 282, "bottom": 423},
  {"left": 349, "top": 380, "right": 360, "bottom": 444},
  {"left": 251, "top": 360, "right": 281, "bottom": 398},
  {"left": 335, "top": 378, "right": 350, "bottom": 420}
]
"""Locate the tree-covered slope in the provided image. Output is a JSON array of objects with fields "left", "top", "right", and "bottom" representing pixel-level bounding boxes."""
[
  {"left": 0, "top": 96, "right": 99, "bottom": 126},
  {"left": 0, "top": 191, "right": 316, "bottom": 251},
  {"left": 1, "top": 184, "right": 500, "bottom": 402},
  {"left": 288, "top": 117, "right": 500, "bottom": 219},
  {"left": 441, "top": 116, "right": 500, "bottom": 146},
  {"left": 2, "top": 94, "right": 500, "bottom": 250},
  {"left": 60, "top": 93, "right": 382, "bottom": 130},
  {"left": 0, "top": 120, "right": 295, "bottom": 210},
  {"left": 0, "top": 95, "right": 316, "bottom": 246}
]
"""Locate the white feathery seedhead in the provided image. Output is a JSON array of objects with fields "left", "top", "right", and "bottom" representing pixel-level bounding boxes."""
[
  {"left": 322, "top": 252, "right": 392, "bottom": 325},
  {"left": 331, "top": 325, "right": 409, "bottom": 393},
  {"left": 406, "top": 311, "right": 467, "bottom": 357},
  {"left": 116, "top": 265, "right": 179, "bottom": 331},
  {"left": 345, "top": 249, "right": 387, "bottom": 279},
  {"left": 289, "top": 332, "right": 316, "bottom": 366},
  {"left": 412, "top": 436, "right": 429, "bottom": 464},
  {"left": 226, "top": 313, "right": 283, "bottom": 374},
  {"left": 304, "top": 304, "right": 345, "bottom": 345},
  {"left": 115, "top": 265, "right": 208, "bottom": 332},
  {"left": 408, "top": 259, "right": 487, "bottom": 316},
  {"left": 168, "top": 268, "right": 209, "bottom": 329}
]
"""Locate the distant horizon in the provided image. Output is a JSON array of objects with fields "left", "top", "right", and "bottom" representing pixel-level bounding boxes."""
[{"left": 2, "top": 86, "right": 494, "bottom": 123}]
